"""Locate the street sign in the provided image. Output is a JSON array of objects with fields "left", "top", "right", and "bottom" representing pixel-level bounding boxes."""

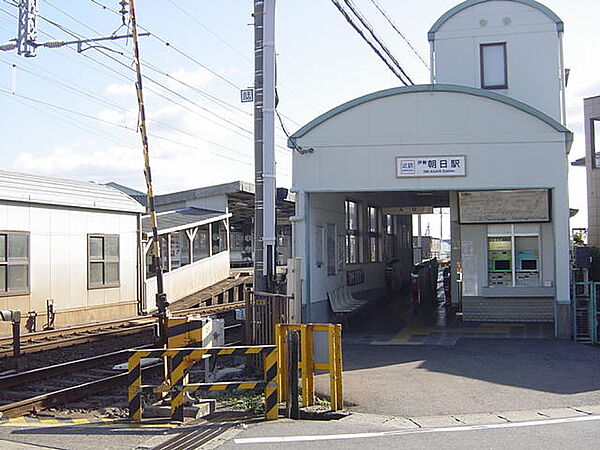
[{"left": 241, "top": 88, "right": 254, "bottom": 103}]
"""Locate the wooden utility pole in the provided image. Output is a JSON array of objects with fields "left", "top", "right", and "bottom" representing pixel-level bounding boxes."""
[{"left": 128, "top": 0, "right": 168, "bottom": 343}]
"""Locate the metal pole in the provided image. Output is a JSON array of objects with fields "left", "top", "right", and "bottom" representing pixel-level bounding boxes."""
[
  {"left": 287, "top": 330, "right": 300, "bottom": 419},
  {"left": 254, "top": 0, "right": 277, "bottom": 293},
  {"left": 129, "top": 0, "right": 168, "bottom": 344}
]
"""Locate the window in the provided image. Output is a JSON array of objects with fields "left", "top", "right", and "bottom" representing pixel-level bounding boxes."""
[
  {"left": 368, "top": 206, "right": 381, "bottom": 262},
  {"left": 0, "top": 232, "right": 29, "bottom": 295},
  {"left": 345, "top": 200, "right": 361, "bottom": 264},
  {"left": 88, "top": 234, "right": 119, "bottom": 288},
  {"left": 591, "top": 119, "right": 600, "bottom": 169},
  {"left": 480, "top": 43, "right": 507, "bottom": 89},
  {"left": 170, "top": 231, "right": 190, "bottom": 270},
  {"left": 487, "top": 224, "right": 541, "bottom": 287},
  {"left": 212, "top": 220, "right": 228, "bottom": 255},
  {"left": 384, "top": 214, "right": 396, "bottom": 259},
  {"left": 193, "top": 225, "right": 210, "bottom": 262}
]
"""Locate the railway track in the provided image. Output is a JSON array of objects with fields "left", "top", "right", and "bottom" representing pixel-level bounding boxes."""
[
  {"left": 0, "top": 301, "right": 245, "bottom": 359},
  {"left": 0, "top": 324, "right": 243, "bottom": 418}
]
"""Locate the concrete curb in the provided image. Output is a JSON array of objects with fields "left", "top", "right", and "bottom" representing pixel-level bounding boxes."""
[{"left": 338, "top": 404, "right": 600, "bottom": 429}]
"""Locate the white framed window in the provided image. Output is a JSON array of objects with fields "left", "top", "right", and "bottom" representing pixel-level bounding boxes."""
[
  {"left": 480, "top": 42, "right": 507, "bottom": 89},
  {"left": 0, "top": 231, "right": 29, "bottom": 296},
  {"left": 368, "top": 206, "right": 381, "bottom": 262},
  {"left": 88, "top": 234, "right": 120, "bottom": 289},
  {"left": 487, "top": 224, "right": 541, "bottom": 287},
  {"left": 345, "top": 200, "right": 361, "bottom": 264}
]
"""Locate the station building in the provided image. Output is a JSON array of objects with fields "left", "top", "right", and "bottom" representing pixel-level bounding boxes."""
[
  {"left": 290, "top": 0, "right": 573, "bottom": 336},
  {"left": 0, "top": 170, "right": 145, "bottom": 334}
]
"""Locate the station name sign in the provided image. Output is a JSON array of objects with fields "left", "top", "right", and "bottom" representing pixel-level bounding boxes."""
[{"left": 396, "top": 155, "right": 466, "bottom": 178}]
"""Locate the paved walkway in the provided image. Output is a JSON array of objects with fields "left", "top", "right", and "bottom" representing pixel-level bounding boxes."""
[{"left": 315, "top": 290, "right": 599, "bottom": 417}]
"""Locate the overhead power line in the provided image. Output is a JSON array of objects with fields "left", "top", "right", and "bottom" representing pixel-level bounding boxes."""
[
  {"left": 342, "top": 0, "right": 413, "bottom": 85},
  {"left": 368, "top": 0, "right": 429, "bottom": 70},
  {"left": 329, "top": 0, "right": 411, "bottom": 86}
]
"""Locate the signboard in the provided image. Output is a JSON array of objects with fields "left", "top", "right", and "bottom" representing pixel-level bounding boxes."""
[
  {"left": 240, "top": 88, "right": 254, "bottom": 103},
  {"left": 383, "top": 206, "right": 434, "bottom": 215},
  {"left": 459, "top": 189, "right": 550, "bottom": 224},
  {"left": 396, "top": 155, "right": 466, "bottom": 178}
]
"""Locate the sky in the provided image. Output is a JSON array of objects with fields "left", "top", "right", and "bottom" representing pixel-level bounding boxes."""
[{"left": 0, "top": 0, "right": 598, "bottom": 239}]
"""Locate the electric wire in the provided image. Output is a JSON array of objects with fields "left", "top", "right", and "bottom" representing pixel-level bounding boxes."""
[
  {"left": 0, "top": 87, "right": 255, "bottom": 167},
  {"left": 1, "top": 1, "right": 292, "bottom": 165},
  {"left": 368, "top": 0, "right": 429, "bottom": 70},
  {"left": 342, "top": 0, "right": 414, "bottom": 85},
  {"left": 329, "top": 0, "right": 410, "bottom": 85}
]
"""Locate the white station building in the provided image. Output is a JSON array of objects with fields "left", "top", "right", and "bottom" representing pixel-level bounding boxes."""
[{"left": 290, "top": 0, "right": 573, "bottom": 336}]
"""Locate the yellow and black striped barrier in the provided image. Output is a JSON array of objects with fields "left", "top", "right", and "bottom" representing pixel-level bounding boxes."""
[{"left": 128, "top": 345, "right": 278, "bottom": 422}]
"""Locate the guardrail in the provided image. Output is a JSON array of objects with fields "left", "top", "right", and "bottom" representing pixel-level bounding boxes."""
[
  {"left": 276, "top": 323, "right": 343, "bottom": 411},
  {"left": 127, "top": 345, "right": 278, "bottom": 421}
]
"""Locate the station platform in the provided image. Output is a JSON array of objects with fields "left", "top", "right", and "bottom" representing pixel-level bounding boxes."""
[{"left": 342, "top": 288, "right": 554, "bottom": 346}]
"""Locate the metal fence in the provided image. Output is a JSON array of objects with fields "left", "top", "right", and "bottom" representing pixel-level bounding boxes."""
[
  {"left": 245, "top": 290, "right": 293, "bottom": 346},
  {"left": 572, "top": 281, "right": 600, "bottom": 344}
]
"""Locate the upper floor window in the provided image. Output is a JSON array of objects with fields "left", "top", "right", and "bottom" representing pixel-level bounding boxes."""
[
  {"left": 480, "top": 43, "right": 507, "bottom": 89},
  {"left": 0, "top": 231, "right": 29, "bottom": 296},
  {"left": 88, "top": 234, "right": 120, "bottom": 289}
]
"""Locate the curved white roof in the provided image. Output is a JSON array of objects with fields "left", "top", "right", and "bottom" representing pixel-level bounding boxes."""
[{"left": 0, "top": 169, "right": 145, "bottom": 213}]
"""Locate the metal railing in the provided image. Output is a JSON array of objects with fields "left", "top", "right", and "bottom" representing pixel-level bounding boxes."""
[{"left": 245, "top": 290, "right": 293, "bottom": 346}]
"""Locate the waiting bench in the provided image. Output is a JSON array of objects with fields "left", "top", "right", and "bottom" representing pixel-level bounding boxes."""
[{"left": 327, "top": 286, "right": 370, "bottom": 323}]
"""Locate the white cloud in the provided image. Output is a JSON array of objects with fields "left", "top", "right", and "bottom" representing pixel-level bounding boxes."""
[
  {"left": 166, "top": 67, "right": 212, "bottom": 90},
  {"left": 105, "top": 83, "right": 135, "bottom": 96}
]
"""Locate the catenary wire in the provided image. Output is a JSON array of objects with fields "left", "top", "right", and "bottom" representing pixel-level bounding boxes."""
[{"left": 368, "top": 0, "right": 430, "bottom": 70}]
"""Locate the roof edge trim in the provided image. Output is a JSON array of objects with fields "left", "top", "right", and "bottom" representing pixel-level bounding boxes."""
[
  {"left": 428, "top": 0, "right": 564, "bottom": 41},
  {"left": 288, "top": 84, "right": 572, "bottom": 146}
]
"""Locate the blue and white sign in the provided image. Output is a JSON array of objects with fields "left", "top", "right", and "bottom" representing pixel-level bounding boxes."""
[
  {"left": 396, "top": 155, "right": 466, "bottom": 177},
  {"left": 240, "top": 88, "right": 254, "bottom": 103}
]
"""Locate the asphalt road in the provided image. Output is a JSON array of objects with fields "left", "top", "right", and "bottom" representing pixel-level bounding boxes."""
[{"left": 222, "top": 414, "right": 600, "bottom": 450}]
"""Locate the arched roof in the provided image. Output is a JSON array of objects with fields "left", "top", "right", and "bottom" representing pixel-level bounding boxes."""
[
  {"left": 428, "top": 0, "right": 564, "bottom": 41},
  {"left": 288, "top": 84, "right": 572, "bottom": 147}
]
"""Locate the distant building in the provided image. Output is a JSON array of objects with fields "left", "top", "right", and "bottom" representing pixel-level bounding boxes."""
[{"left": 571, "top": 95, "right": 600, "bottom": 247}]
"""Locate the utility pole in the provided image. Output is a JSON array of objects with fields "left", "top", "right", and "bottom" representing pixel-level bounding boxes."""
[
  {"left": 128, "top": 0, "right": 169, "bottom": 344},
  {"left": 253, "top": 0, "right": 277, "bottom": 293}
]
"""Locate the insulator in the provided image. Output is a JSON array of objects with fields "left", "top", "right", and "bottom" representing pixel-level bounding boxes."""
[
  {"left": 42, "top": 40, "right": 65, "bottom": 48},
  {"left": 0, "top": 40, "right": 17, "bottom": 51}
]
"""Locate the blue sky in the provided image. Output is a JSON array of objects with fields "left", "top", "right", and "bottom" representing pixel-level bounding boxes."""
[{"left": 0, "top": 0, "right": 598, "bottom": 236}]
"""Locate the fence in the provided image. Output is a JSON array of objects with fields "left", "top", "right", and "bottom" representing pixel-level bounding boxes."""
[
  {"left": 245, "top": 290, "right": 293, "bottom": 346},
  {"left": 572, "top": 281, "right": 600, "bottom": 344},
  {"left": 128, "top": 345, "right": 278, "bottom": 421}
]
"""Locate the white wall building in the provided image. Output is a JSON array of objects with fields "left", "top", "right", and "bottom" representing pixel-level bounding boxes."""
[
  {"left": 0, "top": 170, "right": 145, "bottom": 334},
  {"left": 290, "top": 0, "right": 573, "bottom": 336}
]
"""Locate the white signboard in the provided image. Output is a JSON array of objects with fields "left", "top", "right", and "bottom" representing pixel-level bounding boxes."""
[
  {"left": 383, "top": 206, "right": 434, "bottom": 215},
  {"left": 396, "top": 155, "right": 466, "bottom": 177},
  {"left": 459, "top": 189, "right": 550, "bottom": 224},
  {"left": 240, "top": 88, "right": 254, "bottom": 103}
]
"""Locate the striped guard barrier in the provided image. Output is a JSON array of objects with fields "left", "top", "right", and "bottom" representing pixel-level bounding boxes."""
[{"left": 128, "top": 346, "right": 278, "bottom": 422}]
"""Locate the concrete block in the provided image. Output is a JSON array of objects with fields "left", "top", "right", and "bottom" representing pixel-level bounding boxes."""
[
  {"left": 409, "top": 415, "right": 463, "bottom": 428},
  {"left": 144, "top": 399, "right": 215, "bottom": 419},
  {"left": 452, "top": 413, "right": 508, "bottom": 425}
]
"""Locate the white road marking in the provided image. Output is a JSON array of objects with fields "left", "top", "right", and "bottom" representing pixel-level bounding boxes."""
[{"left": 234, "top": 414, "right": 600, "bottom": 444}]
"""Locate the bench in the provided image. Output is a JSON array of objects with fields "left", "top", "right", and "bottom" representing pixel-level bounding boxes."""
[{"left": 327, "top": 286, "right": 370, "bottom": 323}]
